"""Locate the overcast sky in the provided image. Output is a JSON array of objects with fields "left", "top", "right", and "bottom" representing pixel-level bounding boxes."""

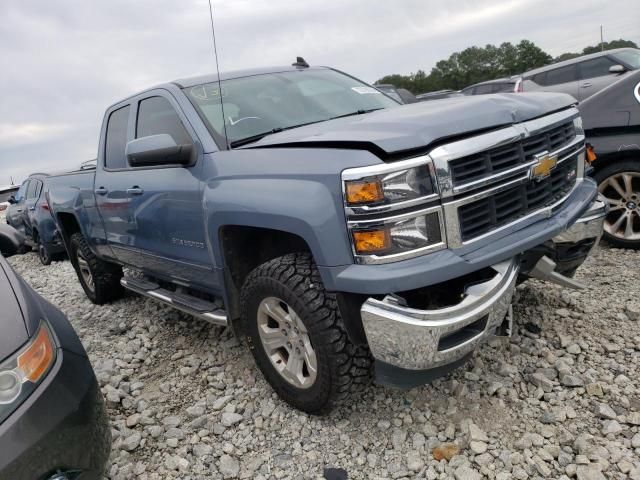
[{"left": 1, "top": 0, "right": 638, "bottom": 185}]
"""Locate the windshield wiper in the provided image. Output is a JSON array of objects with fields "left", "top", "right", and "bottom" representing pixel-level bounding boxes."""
[
  {"left": 229, "top": 108, "right": 385, "bottom": 148},
  {"left": 328, "top": 107, "right": 384, "bottom": 120}
]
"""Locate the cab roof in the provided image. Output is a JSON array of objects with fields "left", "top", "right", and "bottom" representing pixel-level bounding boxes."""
[{"left": 173, "top": 65, "right": 329, "bottom": 88}]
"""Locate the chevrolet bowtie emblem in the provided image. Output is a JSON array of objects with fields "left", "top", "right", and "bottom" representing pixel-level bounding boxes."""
[{"left": 530, "top": 151, "right": 558, "bottom": 181}]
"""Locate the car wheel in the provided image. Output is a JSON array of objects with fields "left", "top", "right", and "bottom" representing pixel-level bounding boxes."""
[
  {"left": 593, "top": 160, "right": 640, "bottom": 249},
  {"left": 240, "top": 252, "right": 372, "bottom": 414},
  {"left": 69, "top": 232, "right": 124, "bottom": 304},
  {"left": 37, "top": 237, "right": 52, "bottom": 265}
]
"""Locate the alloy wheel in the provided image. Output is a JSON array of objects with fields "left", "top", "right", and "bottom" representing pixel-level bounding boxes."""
[
  {"left": 598, "top": 172, "right": 640, "bottom": 242},
  {"left": 76, "top": 249, "right": 94, "bottom": 291},
  {"left": 256, "top": 296, "right": 318, "bottom": 389}
]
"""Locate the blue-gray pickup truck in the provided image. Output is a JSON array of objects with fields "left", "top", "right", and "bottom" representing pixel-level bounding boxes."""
[{"left": 47, "top": 61, "right": 607, "bottom": 412}]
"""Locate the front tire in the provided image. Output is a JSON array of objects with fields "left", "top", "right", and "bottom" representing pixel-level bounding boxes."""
[
  {"left": 240, "top": 253, "right": 372, "bottom": 414},
  {"left": 593, "top": 160, "right": 640, "bottom": 249},
  {"left": 36, "top": 235, "right": 52, "bottom": 266},
  {"left": 69, "top": 232, "right": 124, "bottom": 304}
]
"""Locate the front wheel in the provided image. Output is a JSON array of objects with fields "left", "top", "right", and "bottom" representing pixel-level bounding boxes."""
[
  {"left": 593, "top": 160, "right": 640, "bottom": 249},
  {"left": 69, "top": 232, "right": 124, "bottom": 304},
  {"left": 37, "top": 237, "right": 52, "bottom": 265},
  {"left": 240, "top": 253, "right": 372, "bottom": 413}
]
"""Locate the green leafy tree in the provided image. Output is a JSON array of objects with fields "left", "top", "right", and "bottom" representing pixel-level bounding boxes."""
[{"left": 582, "top": 39, "right": 637, "bottom": 55}]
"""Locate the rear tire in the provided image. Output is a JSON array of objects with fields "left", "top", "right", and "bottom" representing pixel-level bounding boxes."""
[
  {"left": 69, "top": 232, "right": 124, "bottom": 304},
  {"left": 593, "top": 160, "right": 640, "bottom": 249},
  {"left": 240, "top": 252, "right": 372, "bottom": 414}
]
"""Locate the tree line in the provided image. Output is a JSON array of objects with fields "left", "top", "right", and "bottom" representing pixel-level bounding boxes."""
[{"left": 376, "top": 39, "right": 637, "bottom": 94}]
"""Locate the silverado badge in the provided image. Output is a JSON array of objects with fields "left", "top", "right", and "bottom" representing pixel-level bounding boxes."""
[{"left": 530, "top": 151, "right": 558, "bottom": 181}]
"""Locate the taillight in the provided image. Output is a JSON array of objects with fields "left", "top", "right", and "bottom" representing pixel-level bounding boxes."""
[{"left": 41, "top": 203, "right": 50, "bottom": 211}]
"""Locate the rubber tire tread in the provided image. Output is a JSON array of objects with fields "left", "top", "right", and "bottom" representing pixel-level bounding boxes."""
[
  {"left": 592, "top": 159, "right": 640, "bottom": 249},
  {"left": 70, "top": 232, "right": 124, "bottom": 304},
  {"left": 240, "top": 252, "right": 372, "bottom": 414}
]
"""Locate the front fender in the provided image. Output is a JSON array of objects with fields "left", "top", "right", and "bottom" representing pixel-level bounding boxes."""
[{"left": 204, "top": 177, "right": 352, "bottom": 267}]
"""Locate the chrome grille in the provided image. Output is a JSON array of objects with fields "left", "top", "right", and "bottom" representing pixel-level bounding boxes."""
[
  {"left": 450, "top": 120, "right": 576, "bottom": 186},
  {"left": 458, "top": 156, "right": 578, "bottom": 240}
]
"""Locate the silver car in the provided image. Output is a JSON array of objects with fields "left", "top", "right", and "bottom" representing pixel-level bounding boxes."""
[{"left": 522, "top": 48, "right": 640, "bottom": 101}]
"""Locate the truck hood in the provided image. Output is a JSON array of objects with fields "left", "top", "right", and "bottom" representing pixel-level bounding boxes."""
[
  {"left": 0, "top": 260, "right": 28, "bottom": 361},
  {"left": 247, "top": 92, "right": 576, "bottom": 156}
]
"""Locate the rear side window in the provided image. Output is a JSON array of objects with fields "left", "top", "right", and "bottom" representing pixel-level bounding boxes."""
[
  {"left": 545, "top": 65, "right": 578, "bottom": 85},
  {"left": 578, "top": 57, "right": 615, "bottom": 79},
  {"left": 474, "top": 84, "right": 494, "bottom": 95},
  {"left": 105, "top": 106, "right": 130, "bottom": 169},
  {"left": 26, "top": 180, "right": 38, "bottom": 199},
  {"left": 136, "top": 96, "right": 192, "bottom": 146},
  {"left": 491, "top": 83, "right": 515, "bottom": 93}
]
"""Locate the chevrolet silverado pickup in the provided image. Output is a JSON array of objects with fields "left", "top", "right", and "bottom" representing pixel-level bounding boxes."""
[{"left": 47, "top": 61, "right": 607, "bottom": 413}]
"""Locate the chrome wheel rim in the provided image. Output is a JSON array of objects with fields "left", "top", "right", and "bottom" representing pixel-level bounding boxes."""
[
  {"left": 76, "top": 250, "right": 94, "bottom": 291},
  {"left": 599, "top": 172, "right": 640, "bottom": 241},
  {"left": 257, "top": 296, "right": 318, "bottom": 389}
]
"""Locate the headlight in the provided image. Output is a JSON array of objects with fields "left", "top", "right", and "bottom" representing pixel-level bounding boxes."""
[
  {"left": 349, "top": 208, "right": 445, "bottom": 262},
  {"left": 0, "top": 323, "right": 56, "bottom": 423},
  {"left": 343, "top": 162, "right": 436, "bottom": 211}
]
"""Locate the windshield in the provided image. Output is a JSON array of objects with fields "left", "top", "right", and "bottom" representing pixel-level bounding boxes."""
[
  {"left": 611, "top": 50, "right": 640, "bottom": 69},
  {"left": 184, "top": 69, "right": 399, "bottom": 147}
]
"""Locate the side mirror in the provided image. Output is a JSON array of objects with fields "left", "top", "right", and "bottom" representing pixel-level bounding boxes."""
[
  {"left": 126, "top": 134, "right": 193, "bottom": 167},
  {"left": 609, "top": 64, "right": 626, "bottom": 74},
  {"left": 8, "top": 195, "right": 16, "bottom": 204}
]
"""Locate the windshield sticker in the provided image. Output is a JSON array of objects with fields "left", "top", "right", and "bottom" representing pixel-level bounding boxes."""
[
  {"left": 351, "top": 86, "right": 382, "bottom": 95},
  {"left": 190, "top": 85, "right": 227, "bottom": 100}
]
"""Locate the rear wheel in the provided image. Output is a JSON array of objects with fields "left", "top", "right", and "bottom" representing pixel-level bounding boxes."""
[
  {"left": 69, "top": 232, "right": 124, "bottom": 304},
  {"left": 594, "top": 160, "right": 640, "bottom": 249},
  {"left": 240, "top": 253, "right": 372, "bottom": 413}
]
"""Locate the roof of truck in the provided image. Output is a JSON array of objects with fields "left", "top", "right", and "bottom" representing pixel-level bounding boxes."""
[{"left": 173, "top": 65, "right": 330, "bottom": 88}]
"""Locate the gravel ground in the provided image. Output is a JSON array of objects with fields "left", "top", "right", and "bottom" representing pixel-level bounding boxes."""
[{"left": 4, "top": 225, "right": 640, "bottom": 479}]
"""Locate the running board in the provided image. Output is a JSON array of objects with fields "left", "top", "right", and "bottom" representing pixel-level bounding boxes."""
[{"left": 120, "top": 277, "right": 228, "bottom": 326}]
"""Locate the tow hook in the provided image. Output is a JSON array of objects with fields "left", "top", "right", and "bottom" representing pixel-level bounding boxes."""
[{"left": 528, "top": 255, "right": 585, "bottom": 290}]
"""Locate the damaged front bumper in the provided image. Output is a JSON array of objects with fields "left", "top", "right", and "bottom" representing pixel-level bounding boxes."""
[{"left": 360, "top": 194, "right": 608, "bottom": 388}]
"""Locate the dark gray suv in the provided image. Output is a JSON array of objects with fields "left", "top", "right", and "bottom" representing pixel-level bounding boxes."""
[{"left": 0, "top": 251, "right": 110, "bottom": 479}]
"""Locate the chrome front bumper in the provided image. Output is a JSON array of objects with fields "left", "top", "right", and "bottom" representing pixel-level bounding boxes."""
[
  {"left": 361, "top": 258, "right": 519, "bottom": 371},
  {"left": 553, "top": 193, "right": 608, "bottom": 247}
]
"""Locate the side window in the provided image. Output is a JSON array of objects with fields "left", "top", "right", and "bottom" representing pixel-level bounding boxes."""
[
  {"left": 578, "top": 57, "right": 615, "bottom": 80},
  {"left": 35, "top": 180, "right": 43, "bottom": 199},
  {"left": 474, "top": 84, "right": 494, "bottom": 95},
  {"left": 105, "top": 105, "right": 131, "bottom": 169},
  {"left": 532, "top": 72, "right": 547, "bottom": 86},
  {"left": 545, "top": 65, "right": 578, "bottom": 86},
  {"left": 136, "top": 96, "right": 192, "bottom": 146},
  {"left": 26, "top": 180, "right": 38, "bottom": 199},
  {"left": 14, "top": 181, "right": 28, "bottom": 202}
]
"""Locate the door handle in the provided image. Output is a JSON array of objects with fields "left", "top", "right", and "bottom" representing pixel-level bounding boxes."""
[
  {"left": 580, "top": 82, "right": 592, "bottom": 88},
  {"left": 28, "top": 206, "right": 35, "bottom": 211},
  {"left": 16, "top": 209, "right": 23, "bottom": 213},
  {"left": 95, "top": 187, "right": 108, "bottom": 195},
  {"left": 126, "top": 187, "right": 144, "bottom": 195}
]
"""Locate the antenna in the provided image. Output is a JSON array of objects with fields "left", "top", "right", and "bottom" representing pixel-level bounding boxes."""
[{"left": 207, "top": 0, "right": 229, "bottom": 149}]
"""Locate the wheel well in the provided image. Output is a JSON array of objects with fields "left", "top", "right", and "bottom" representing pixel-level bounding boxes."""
[
  {"left": 591, "top": 149, "right": 640, "bottom": 173},
  {"left": 56, "top": 213, "right": 81, "bottom": 250},
  {"left": 219, "top": 226, "right": 311, "bottom": 322}
]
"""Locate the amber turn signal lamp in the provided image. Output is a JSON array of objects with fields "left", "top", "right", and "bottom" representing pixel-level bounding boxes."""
[
  {"left": 345, "top": 180, "right": 384, "bottom": 205},
  {"left": 17, "top": 326, "right": 55, "bottom": 382},
  {"left": 353, "top": 229, "right": 391, "bottom": 254},
  {"left": 586, "top": 144, "right": 597, "bottom": 163}
]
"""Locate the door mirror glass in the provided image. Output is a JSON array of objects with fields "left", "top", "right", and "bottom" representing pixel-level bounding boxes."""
[
  {"left": 126, "top": 134, "right": 192, "bottom": 167},
  {"left": 609, "top": 64, "right": 626, "bottom": 74}
]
